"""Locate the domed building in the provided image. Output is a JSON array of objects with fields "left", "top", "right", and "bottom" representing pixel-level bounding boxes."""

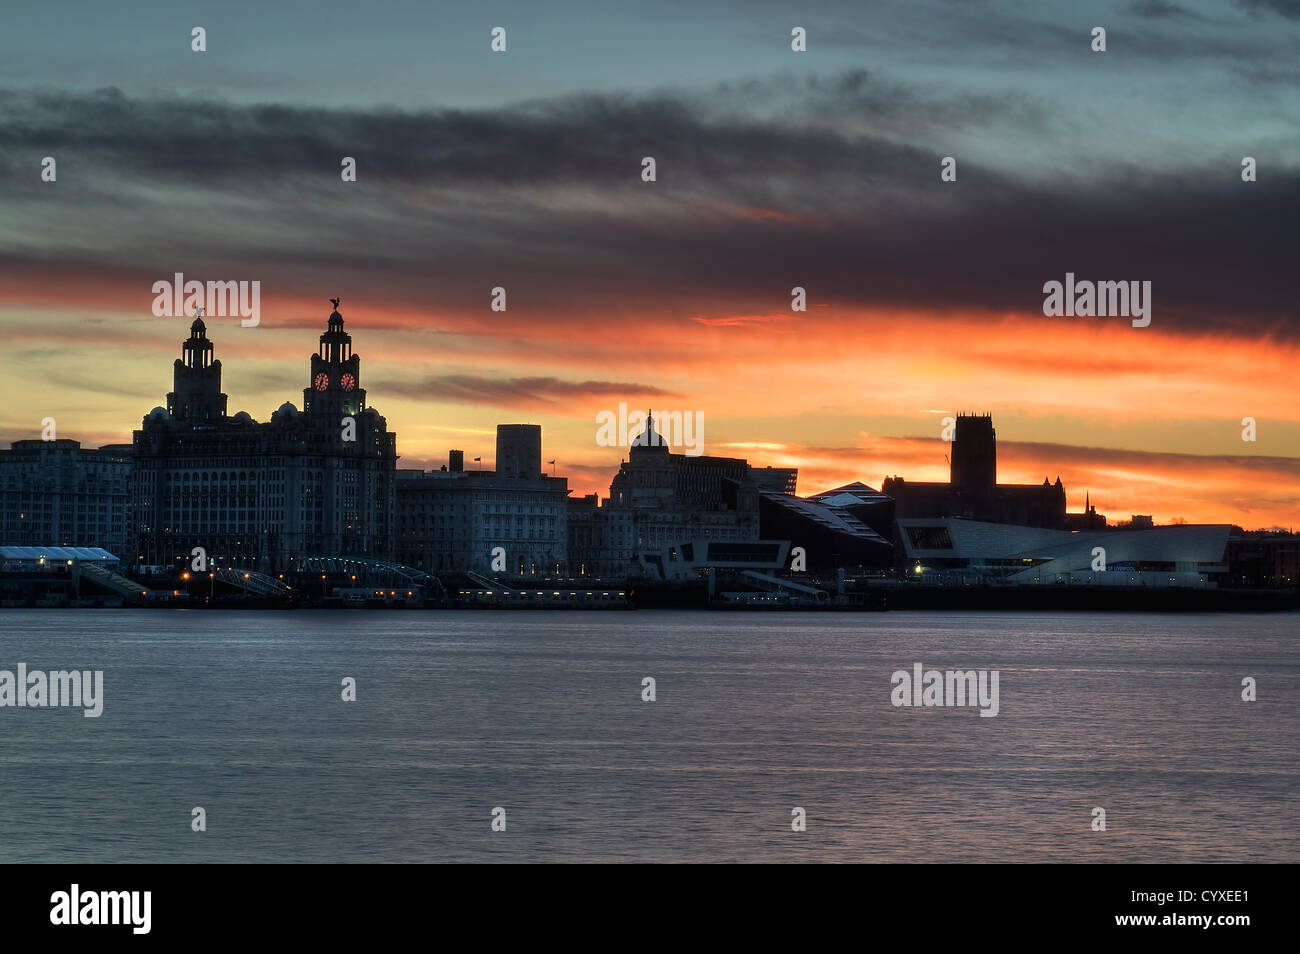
[{"left": 132, "top": 305, "right": 397, "bottom": 571}]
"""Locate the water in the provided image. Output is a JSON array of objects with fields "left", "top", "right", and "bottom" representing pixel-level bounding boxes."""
[{"left": 1, "top": 609, "right": 1296, "bottom": 863}]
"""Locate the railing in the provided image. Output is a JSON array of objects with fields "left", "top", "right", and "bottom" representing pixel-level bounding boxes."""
[
  {"left": 72, "top": 561, "right": 158, "bottom": 602},
  {"left": 211, "top": 567, "right": 294, "bottom": 597}
]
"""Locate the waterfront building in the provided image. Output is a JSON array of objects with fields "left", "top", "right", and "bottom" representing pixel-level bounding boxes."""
[
  {"left": 395, "top": 427, "right": 569, "bottom": 576},
  {"left": 1225, "top": 531, "right": 1300, "bottom": 587},
  {"left": 757, "top": 483, "right": 893, "bottom": 572},
  {"left": 131, "top": 305, "right": 397, "bottom": 571},
  {"left": 895, "top": 517, "right": 1231, "bottom": 587},
  {"left": 568, "top": 414, "right": 760, "bottom": 577},
  {"left": 0, "top": 440, "right": 133, "bottom": 557}
]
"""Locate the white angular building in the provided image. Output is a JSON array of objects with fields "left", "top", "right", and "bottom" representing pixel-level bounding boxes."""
[{"left": 897, "top": 518, "right": 1231, "bottom": 587}]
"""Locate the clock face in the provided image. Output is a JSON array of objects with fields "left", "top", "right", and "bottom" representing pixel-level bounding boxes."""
[
  {"left": 313, "top": 372, "right": 329, "bottom": 391},
  {"left": 340, "top": 372, "right": 356, "bottom": 391}
]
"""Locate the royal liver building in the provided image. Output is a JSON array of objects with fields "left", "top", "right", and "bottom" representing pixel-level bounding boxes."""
[{"left": 132, "top": 304, "right": 397, "bottom": 571}]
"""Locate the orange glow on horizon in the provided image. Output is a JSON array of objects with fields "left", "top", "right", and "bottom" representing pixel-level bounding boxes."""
[{"left": 2, "top": 295, "right": 1296, "bottom": 530}]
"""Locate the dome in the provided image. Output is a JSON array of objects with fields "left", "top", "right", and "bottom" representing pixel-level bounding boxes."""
[
  {"left": 271, "top": 401, "right": 301, "bottom": 421},
  {"left": 232, "top": 410, "right": 256, "bottom": 424},
  {"left": 146, "top": 406, "right": 171, "bottom": 422}
]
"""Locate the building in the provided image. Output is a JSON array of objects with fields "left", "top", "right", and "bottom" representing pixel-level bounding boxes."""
[
  {"left": 757, "top": 481, "right": 894, "bottom": 572},
  {"left": 0, "top": 439, "right": 133, "bottom": 557},
  {"left": 1064, "top": 494, "right": 1107, "bottom": 531},
  {"left": 567, "top": 494, "right": 617, "bottom": 577},
  {"left": 395, "top": 429, "right": 569, "bottom": 576},
  {"left": 896, "top": 517, "right": 1232, "bottom": 587},
  {"left": 1225, "top": 531, "right": 1300, "bottom": 587},
  {"left": 132, "top": 305, "right": 397, "bottom": 571},
  {"left": 568, "top": 413, "right": 761, "bottom": 577},
  {"left": 882, "top": 413, "right": 1070, "bottom": 529},
  {"left": 804, "top": 482, "right": 896, "bottom": 539},
  {"left": 749, "top": 466, "right": 798, "bottom": 494},
  {"left": 495, "top": 424, "right": 542, "bottom": 479}
]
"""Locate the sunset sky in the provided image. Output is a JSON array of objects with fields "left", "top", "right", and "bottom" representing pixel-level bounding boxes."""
[{"left": 1, "top": 0, "right": 1296, "bottom": 528}]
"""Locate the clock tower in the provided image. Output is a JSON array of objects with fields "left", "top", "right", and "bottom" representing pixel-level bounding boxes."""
[{"left": 304, "top": 300, "right": 364, "bottom": 417}]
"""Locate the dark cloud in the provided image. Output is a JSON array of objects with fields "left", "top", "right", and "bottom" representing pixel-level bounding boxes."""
[
  {"left": 381, "top": 375, "right": 676, "bottom": 409},
  {"left": 0, "top": 75, "right": 1033, "bottom": 188},
  {"left": 1004, "top": 440, "right": 1300, "bottom": 477},
  {"left": 1236, "top": 0, "right": 1300, "bottom": 19},
  {"left": 1, "top": 79, "right": 1296, "bottom": 340},
  {"left": 789, "top": 1, "right": 1282, "bottom": 63},
  {"left": 1127, "top": 0, "right": 1209, "bottom": 18}
]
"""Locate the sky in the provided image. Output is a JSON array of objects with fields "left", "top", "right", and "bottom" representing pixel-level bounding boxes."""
[{"left": 1, "top": 0, "right": 1297, "bottom": 528}]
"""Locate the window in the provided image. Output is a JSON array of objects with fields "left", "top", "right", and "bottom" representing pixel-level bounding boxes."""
[{"left": 907, "top": 526, "right": 954, "bottom": 550}]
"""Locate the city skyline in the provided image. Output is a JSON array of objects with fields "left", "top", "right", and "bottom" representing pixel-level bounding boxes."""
[
  {"left": 2, "top": 0, "right": 1297, "bottom": 527},
  {"left": 5, "top": 301, "right": 1295, "bottom": 532}
]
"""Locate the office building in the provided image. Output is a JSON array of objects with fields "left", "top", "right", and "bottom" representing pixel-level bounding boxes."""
[{"left": 132, "top": 305, "right": 397, "bottom": 571}]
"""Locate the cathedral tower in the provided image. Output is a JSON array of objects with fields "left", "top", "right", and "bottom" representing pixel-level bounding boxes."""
[{"left": 951, "top": 412, "right": 997, "bottom": 493}]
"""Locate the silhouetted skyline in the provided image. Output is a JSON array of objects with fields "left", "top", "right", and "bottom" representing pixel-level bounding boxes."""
[{"left": 1, "top": 0, "right": 1296, "bottom": 526}]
